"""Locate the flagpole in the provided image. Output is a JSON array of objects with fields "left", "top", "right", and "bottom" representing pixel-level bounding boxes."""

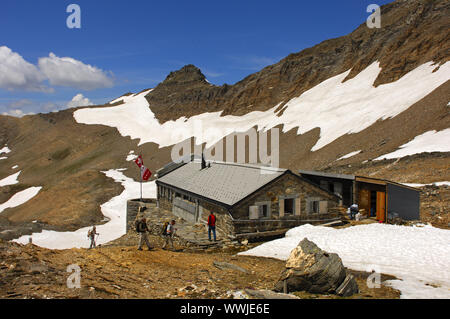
[{"left": 140, "top": 155, "right": 143, "bottom": 201}]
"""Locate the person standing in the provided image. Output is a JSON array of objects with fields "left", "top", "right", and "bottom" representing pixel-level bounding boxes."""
[
  {"left": 350, "top": 204, "right": 359, "bottom": 220},
  {"left": 136, "top": 217, "right": 152, "bottom": 251},
  {"left": 207, "top": 212, "right": 217, "bottom": 242},
  {"left": 87, "top": 226, "right": 99, "bottom": 249},
  {"left": 162, "top": 220, "right": 176, "bottom": 250}
]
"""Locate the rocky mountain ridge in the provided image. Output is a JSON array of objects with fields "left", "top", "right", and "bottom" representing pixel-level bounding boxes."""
[{"left": 146, "top": 0, "right": 449, "bottom": 123}]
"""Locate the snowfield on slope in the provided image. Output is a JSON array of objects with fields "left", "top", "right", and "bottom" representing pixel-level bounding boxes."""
[
  {"left": 74, "top": 62, "right": 450, "bottom": 152},
  {"left": 0, "top": 186, "right": 42, "bottom": 214},
  {"left": 239, "top": 223, "right": 450, "bottom": 299},
  {"left": 0, "top": 146, "right": 11, "bottom": 154},
  {"left": 375, "top": 129, "right": 450, "bottom": 160},
  {"left": 0, "top": 171, "right": 20, "bottom": 187},
  {"left": 336, "top": 150, "right": 361, "bottom": 161},
  {"left": 402, "top": 181, "right": 450, "bottom": 188},
  {"left": 13, "top": 169, "right": 156, "bottom": 249}
]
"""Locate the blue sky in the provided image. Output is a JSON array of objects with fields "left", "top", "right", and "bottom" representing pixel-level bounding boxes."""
[{"left": 0, "top": 0, "right": 392, "bottom": 115}]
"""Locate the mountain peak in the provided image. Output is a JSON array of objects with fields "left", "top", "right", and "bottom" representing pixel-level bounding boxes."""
[{"left": 163, "top": 64, "right": 207, "bottom": 85}]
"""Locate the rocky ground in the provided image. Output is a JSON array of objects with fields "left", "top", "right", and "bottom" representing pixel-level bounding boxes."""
[
  {"left": 0, "top": 231, "right": 400, "bottom": 299},
  {"left": 419, "top": 185, "right": 449, "bottom": 229}
]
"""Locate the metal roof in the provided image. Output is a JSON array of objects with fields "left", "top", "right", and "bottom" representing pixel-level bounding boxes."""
[
  {"left": 298, "top": 170, "right": 420, "bottom": 192},
  {"left": 157, "top": 161, "right": 287, "bottom": 206},
  {"left": 298, "top": 170, "right": 355, "bottom": 180}
]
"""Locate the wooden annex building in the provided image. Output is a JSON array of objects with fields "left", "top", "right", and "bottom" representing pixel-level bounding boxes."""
[
  {"left": 298, "top": 170, "right": 420, "bottom": 222},
  {"left": 155, "top": 158, "right": 342, "bottom": 240}
]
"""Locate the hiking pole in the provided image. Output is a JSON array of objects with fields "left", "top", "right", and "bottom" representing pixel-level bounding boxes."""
[{"left": 139, "top": 154, "right": 143, "bottom": 201}]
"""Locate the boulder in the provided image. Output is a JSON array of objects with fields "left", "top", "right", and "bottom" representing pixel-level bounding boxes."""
[
  {"left": 274, "top": 238, "right": 358, "bottom": 296},
  {"left": 336, "top": 274, "right": 359, "bottom": 297}
]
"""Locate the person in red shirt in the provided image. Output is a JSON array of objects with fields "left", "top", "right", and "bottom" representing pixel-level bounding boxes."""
[{"left": 207, "top": 212, "right": 216, "bottom": 242}]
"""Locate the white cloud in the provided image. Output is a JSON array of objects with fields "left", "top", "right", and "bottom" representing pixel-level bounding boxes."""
[
  {"left": 66, "top": 93, "right": 93, "bottom": 108},
  {"left": 0, "top": 46, "right": 51, "bottom": 92},
  {"left": 38, "top": 53, "right": 114, "bottom": 90},
  {"left": 0, "top": 46, "right": 114, "bottom": 92}
]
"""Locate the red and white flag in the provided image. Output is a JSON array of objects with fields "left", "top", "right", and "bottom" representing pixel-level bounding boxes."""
[
  {"left": 140, "top": 166, "right": 152, "bottom": 181},
  {"left": 134, "top": 155, "right": 144, "bottom": 168},
  {"left": 134, "top": 155, "right": 152, "bottom": 181}
]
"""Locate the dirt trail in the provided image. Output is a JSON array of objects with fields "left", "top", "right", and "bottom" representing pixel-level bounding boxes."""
[{"left": 0, "top": 234, "right": 400, "bottom": 299}]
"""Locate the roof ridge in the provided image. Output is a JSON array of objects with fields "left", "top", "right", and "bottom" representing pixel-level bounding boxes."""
[{"left": 192, "top": 159, "right": 286, "bottom": 172}]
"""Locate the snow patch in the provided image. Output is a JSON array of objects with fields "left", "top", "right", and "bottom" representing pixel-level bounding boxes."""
[
  {"left": 13, "top": 169, "right": 156, "bottom": 250},
  {"left": 0, "top": 146, "right": 11, "bottom": 154},
  {"left": 126, "top": 151, "right": 138, "bottom": 162},
  {"left": 239, "top": 223, "right": 450, "bottom": 299},
  {"left": 375, "top": 129, "right": 450, "bottom": 160},
  {"left": 337, "top": 150, "right": 361, "bottom": 161},
  {"left": 74, "top": 62, "right": 450, "bottom": 151},
  {"left": 0, "top": 186, "right": 41, "bottom": 213},
  {"left": 402, "top": 181, "right": 450, "bottom": 188},
  {"left": 0, "top": 171, "right": 21, "bottom": 187}
]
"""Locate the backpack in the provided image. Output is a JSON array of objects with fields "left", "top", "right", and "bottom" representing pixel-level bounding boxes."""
[
  {"left": 87, "top": 230, "right": 92, "bottom": 238},
  {"left": 135, "top": 219, "right": 145, "bottom": 233},
  {"left": 162, "top": 222, "right": 169, "bottom": 236}
]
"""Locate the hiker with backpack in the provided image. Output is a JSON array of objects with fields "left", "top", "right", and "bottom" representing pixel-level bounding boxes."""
[
  {"left": 207, "top": 211, "right": 217, "bottom": 242},
  {"left": 162, "top": 219, "right": 176, "bottom": 250},
  {"left": 87, "top": 226, "right": 99, "bottom": 249},
  {"left": 349, "top": 203, "right": 359, "bottom": 220},
  {"left": 135, "top": 216, "right": 152, "bottom": 251}
]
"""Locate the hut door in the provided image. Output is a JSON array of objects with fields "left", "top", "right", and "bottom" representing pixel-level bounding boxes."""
[
  {"left": 376, "top": 192, "right": 386, "bottom": 222},
  {"left": 358, "top": 189, "right": 370, "bottom": 215}
]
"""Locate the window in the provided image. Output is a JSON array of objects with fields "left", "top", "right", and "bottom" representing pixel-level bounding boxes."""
[
  {"left": 307, "top": 198, "right": 328, "bottom": 214},
  {"left": 307, "top": 197, "right": 321, "bottom": 214},
  {"left": 310, "top": 201, "right": 319, "bottom": 214},
  {"left": 284, "top": 198, "right": 295, "bottom": 215},
  {"left": 279, "top": 195, "right": 299, "bottom": 216},
  {"left": 329, "top": 183, "right": 335, "bottom": 193},
  {"left": 259, "top": 204, "right": 269, "bottom": 218},
  {"left": 252, "top": 201, "right": 271, "bottom": 219}
]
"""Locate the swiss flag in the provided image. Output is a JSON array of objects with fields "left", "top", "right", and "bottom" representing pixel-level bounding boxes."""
[
  {"left": 141, "top": 166, "right": 152, "bottom": 181},
  {"left": 134, "top": 155, "right": 152, "bottom": 181},
  {"left": 134, "top": 155, "right": 143, "bottom": 168}
]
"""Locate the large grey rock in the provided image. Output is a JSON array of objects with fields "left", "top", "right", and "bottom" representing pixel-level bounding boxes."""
[
  {"left": 274, "top": 238, "right": 358, "bottom": 296},
  {"left": 336, "top": 274, "right": 359, "bottom": 297}
]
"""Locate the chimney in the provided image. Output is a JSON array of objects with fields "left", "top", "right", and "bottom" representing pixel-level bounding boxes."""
[{"left": 201, "top": 153, "right": 206, "bottom": 170}]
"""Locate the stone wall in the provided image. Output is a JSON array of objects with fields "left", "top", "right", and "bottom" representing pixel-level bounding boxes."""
[
  {"left": 158, "top": 197, "right": 172, "bottom": 212},
  {"left": 198, "top": 200, "right": 235, "bottom": 239},
  {"left": 172, "top": 197, "right": 197, "bottom": 223},
  {"left": 126, "top": 198, "right": 157, "bottom": 232},
  {"left": 157, "top": 190, "right": 235, "bottom": 239},
  {"left": 231, "top": 173, "right": 339, "bottom": 235}
]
